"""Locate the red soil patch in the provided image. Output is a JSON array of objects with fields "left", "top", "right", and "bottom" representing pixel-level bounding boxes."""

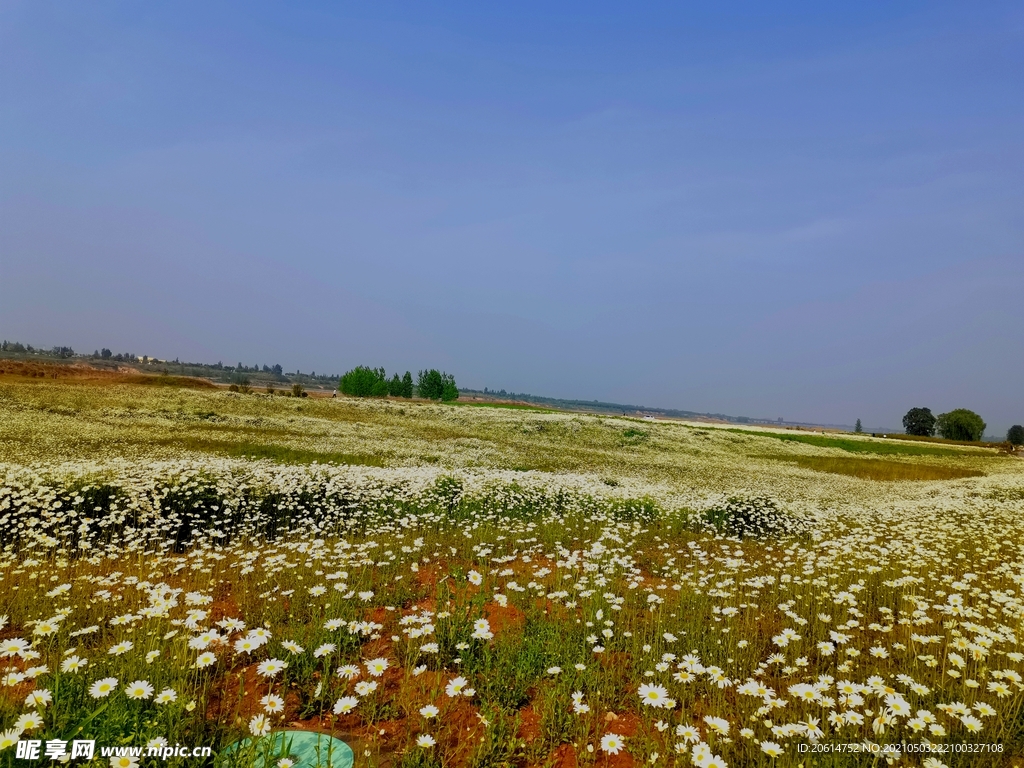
[
  {"left": 414, "top": 564, "right": 446, "bottom": 590},
  {"left": 484, "top": 600, "right": 526, "bottom": 635},
  {"left": 595, "top": 712, "right": 640, "bottom": 768},
  {"left": 433, "top": 697, "right": 486, "bottom": 764},
  {"left": 601, "top": 711, "right": 641, "bottom": 738},
  {"left": 548, "top": 743, "right": 579, "bottom": 768},
  {"left": 0, "top": 360, "right": 214, "bottom": 388},
  {"left": 518, "top": 705, "right": 541, "bottom": 743},
  {"left": 206, "top": 663, "right": 269, "bottom": 724},
  {"left": 207, "top": 594, "right": 243, "bottom": 624},
  {"left": 0, "top": 361, "right": 118, "bottom": 380},
  {"left": 0, "top": 679, "right": 35, "bottom": 709},
  {"left": 0, "top": 623, "right": 25, "bottom": 642},
  {"left": 0, "top": 654, "right": 39, "bottom": 709}
]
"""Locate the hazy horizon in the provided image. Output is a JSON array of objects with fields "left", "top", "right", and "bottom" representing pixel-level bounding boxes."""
[{"left": 2, "top": 2, "right": 1022, "bottom": 435}]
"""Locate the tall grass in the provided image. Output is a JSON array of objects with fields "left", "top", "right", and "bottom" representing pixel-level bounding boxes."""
[
  {"left": 786, "top": 455, "right": 984, "bottom": 481},
  {"left": 155, "top": 437, "right": 387, "bottom": 467}
]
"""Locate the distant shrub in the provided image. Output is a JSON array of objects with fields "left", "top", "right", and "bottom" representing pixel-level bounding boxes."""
[
  {"left": 266, "top": 385, "right": 276, "bottom": 396},
  {"left": 1008, "top": 425, "right": 1024, "bottom": 446},
  {"left": 703, "top": 495, "right": 809, "bottom": 539},
  {"left": 291, "top": 383, "right": 305, "bottom": 398},
  {"left": 227, "top": 384, "right": 239, "bottom": 393},
  {"left": 621, "top": 428, "right": 649, "bottom": 444}
]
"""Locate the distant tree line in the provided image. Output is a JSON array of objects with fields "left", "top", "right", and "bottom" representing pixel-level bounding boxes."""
[
  {"left": 92, "top": 349, "right": 142, "bottom": 363},
  {"left": 338, "top": 366, "right": 458, "bottom": 401},
  {"left": 902, "top": 406, "right": 991, "bottom": 442},
  {"left": 340, "top": 367, "right": 408, "bottom": 397},
  {"left": 2, "top": 341, "right": 76, "bottom": 358},
  {"left": 0, "top": 339, "right": 341, "bottom": 389}
]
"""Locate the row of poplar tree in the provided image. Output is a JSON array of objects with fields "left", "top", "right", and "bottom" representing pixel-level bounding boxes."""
[{"left": 338, "top": 367, "right": 458, "bottom": 401}]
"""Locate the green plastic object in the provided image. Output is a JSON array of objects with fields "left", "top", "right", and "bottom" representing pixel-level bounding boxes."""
[{"left": 219, "top": 730, "right": 354, "bottom": 768}]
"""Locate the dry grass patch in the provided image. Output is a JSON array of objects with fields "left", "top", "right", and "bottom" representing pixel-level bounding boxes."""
[{"left": 788, "top": 455, "right": 983, "bottom": 481}]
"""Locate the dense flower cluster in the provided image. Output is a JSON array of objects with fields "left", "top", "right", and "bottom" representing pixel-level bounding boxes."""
[
  {"left": 702, "top": 495, "right": 810, "bottom": 539},
  {"left": 0, "top": 460, "right": 691, "bottom": 556}
]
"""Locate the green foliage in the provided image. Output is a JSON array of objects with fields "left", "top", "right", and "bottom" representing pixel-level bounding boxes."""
[
  {"left": 902, "top": 407, "right": 936, "bottom": 436},
  {"left": 1008, "top": 425, "right": 1024, "bottom": 446},
  {"left": 388, "top": 373, "right": 402, "bottom": 397},
  {"left": 418, "top": 369, "right": 459, "bottom": 401},
  {"left": 396, "top": 750, "right": 443, "bottom": 768},
  {"left": 620, "top": 427, "right": 649, "bottom": 445},
  {"left": 468, "top": 705, "right": 521, "bottom": 768},
  {"left": 441, "top": 379, "right": 458, "bottom": 402},
  {"left": 339, "top": 366, "right": 389, "bottom": 397},
  {"left": 464, "top": 620, "right": 561, "bottom": 709},
  {"left": 936, "top": 409, "right": 986, "bottom": 442},
  {"left": 387, "top": 371, "right": 414, "bottom": 398},
  {"left": 291, "top": 382, "right": 305, "bottom": 398},
  {"left": 854, "top": 418, "right": 862, "bottom": 433}
]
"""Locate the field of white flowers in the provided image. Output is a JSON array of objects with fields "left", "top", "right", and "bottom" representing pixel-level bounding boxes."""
[{"left": 1, "top": 378, "right": 1023, "bottom": 767}]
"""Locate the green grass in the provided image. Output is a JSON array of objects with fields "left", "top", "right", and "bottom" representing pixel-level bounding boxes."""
[
  {"left": 877, "top": 432, "right": 995, "bottom": 448},
  {"left": 733, "top": 429, "right": 976, "bottom": 456}
]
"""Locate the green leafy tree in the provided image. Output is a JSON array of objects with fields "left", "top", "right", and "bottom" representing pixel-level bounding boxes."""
[
  {"left": 417, "top": 369, "right": 459, "bottom": 401},
  {"left": 902, "top": 407, "right": 936, "bottom": 437},
  {"left": 1007, "top": 425, "right": 1024, "bottom": 446},
  {"left": 387, "top": 373, "right": 404, "bottom": 397},
  {"left": 441, "top": 376, "right": 459, "bottom": 402},
  {"left": 936, "top": 409, "right": 986, "bottom": 442},
  {"left": 340, "top": 366, "right": 389, "bottom": 397},
  {"left": 401, "top": 371, "right": 414, "bottom": 398},
  {"left": 854, "top": 419, "right": 862, "bottom": 433},
  {"left": 417, "top": 369, "right": 442, "bottom": 399}
]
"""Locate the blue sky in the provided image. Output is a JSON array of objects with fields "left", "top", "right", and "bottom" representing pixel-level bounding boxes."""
[{"left": 2, "top": 2, "right": 1022, "bottom": 432}]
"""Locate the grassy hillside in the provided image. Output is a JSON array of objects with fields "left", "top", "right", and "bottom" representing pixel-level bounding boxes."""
[
  {"left": 3, "top": 375, "right": 1024, "bottom": 766},
  {"left": 0, "top": 375, "right": 1014, "bottom": 516}
]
